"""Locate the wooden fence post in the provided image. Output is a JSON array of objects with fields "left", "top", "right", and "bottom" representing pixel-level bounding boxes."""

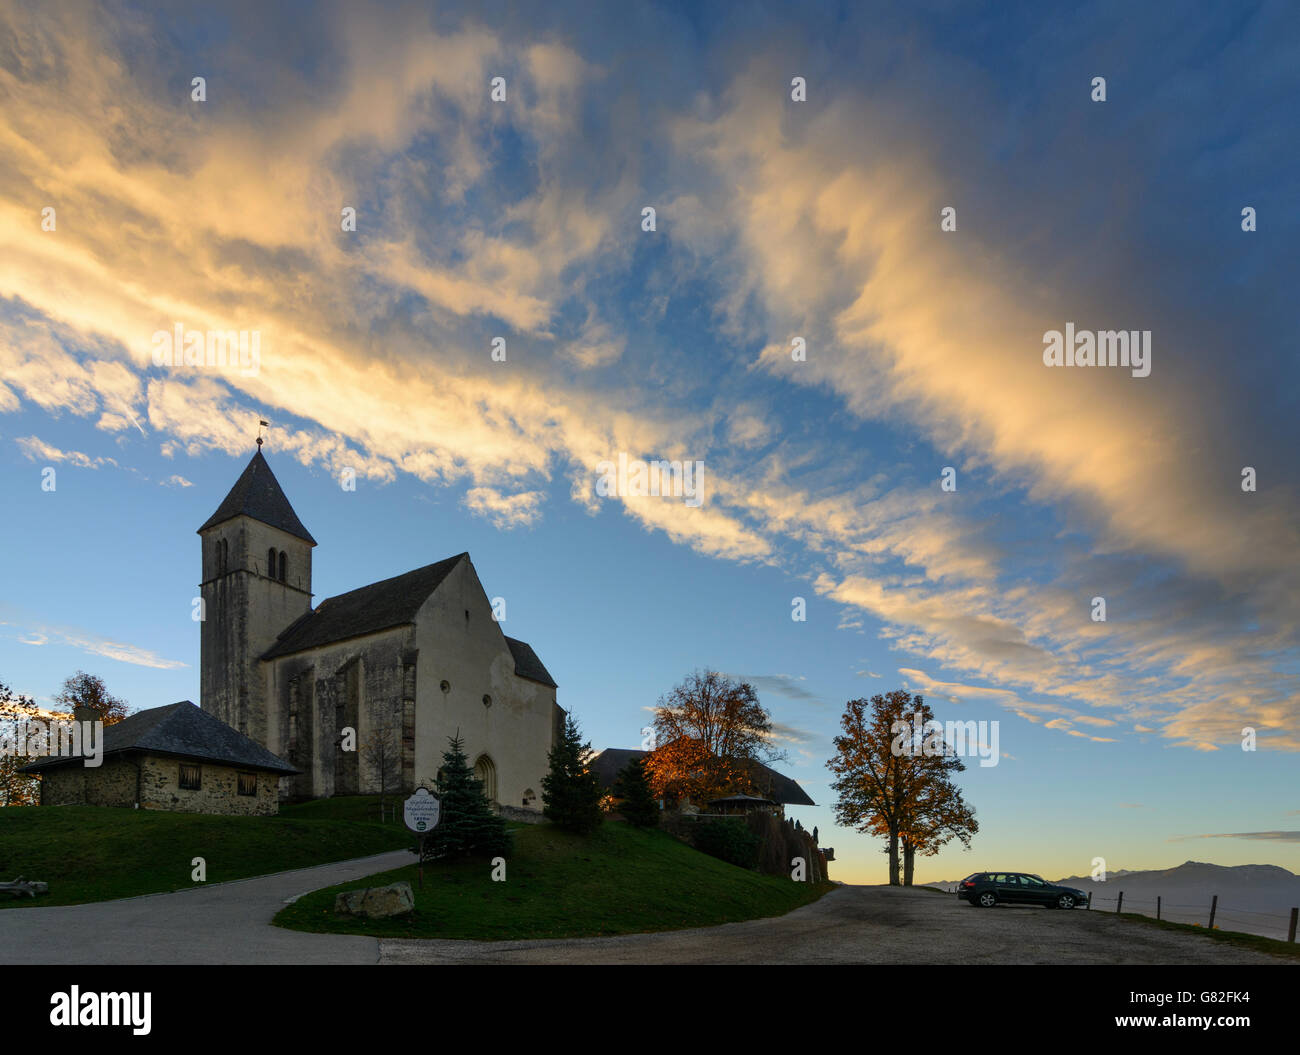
[
  {"left": 1116, "top": 891, "right": 1123, "bottom": 914},
  {"left": 1288, "top": 907, "right": 1297, "bottom": 944},
  {"left": 1208, "top": 895, "right": 1217, "bottom": 930},
  {"left": 1156, "top": 895, "right": 1161, "bottom": 921}
]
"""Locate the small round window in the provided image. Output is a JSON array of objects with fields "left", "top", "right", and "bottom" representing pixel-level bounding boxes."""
[
  {"left": 440, "top": 680, "right": 450, "bottom": 693},
  {"left": 482, "top": 694, "right": 492, "bottom": 707}
]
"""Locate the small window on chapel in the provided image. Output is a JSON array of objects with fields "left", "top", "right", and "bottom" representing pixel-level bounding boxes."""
[
  {"left": 179, "top": 764, "right": 201, "bottom": 790},
  {"left": 279, "top": 551, "right": 287, "bottom": 582},
  {"left": 237, "top": 772, "right": 257, "bottom": 796},
  {"left": 267, "top": 547, "right": 276, "bottom": 576}
]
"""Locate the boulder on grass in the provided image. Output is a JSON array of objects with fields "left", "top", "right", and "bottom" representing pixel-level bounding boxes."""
[{"left": 333, "top": 881, "right": 415, "bottom": 919}]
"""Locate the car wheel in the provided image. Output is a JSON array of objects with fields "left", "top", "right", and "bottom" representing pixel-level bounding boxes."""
[
  {"left": 978, "top": 891, "right": 997, "bottom": 908},
  {"left": 1057, "top": 894, "right": 1075, "bottom": 909}
]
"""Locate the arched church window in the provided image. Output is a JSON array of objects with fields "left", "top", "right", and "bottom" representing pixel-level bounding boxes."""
[
  {"left": 268, "top": 547, "right": 276, "bottom": 577},
  {"left": 279, "top": 550, "right": 287, "bottom": 582},
  {"left": 473, "top": 755, "right": 497, "bottom": 802}
]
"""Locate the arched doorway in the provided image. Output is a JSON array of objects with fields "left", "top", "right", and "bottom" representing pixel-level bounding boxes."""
[{"left": 473, "top": 754, "right": 497, "bottom": 803}]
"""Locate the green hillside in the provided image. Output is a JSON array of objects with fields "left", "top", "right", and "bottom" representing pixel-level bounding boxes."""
[
  {"left": 274, "top": 819, "right": 834, "bottom": 940},
  {"left": 0, "top": 797, "right": 410, "bottom": 907}
]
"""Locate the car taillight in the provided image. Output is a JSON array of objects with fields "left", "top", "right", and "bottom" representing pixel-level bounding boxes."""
[{"left": 962, "top": 880, "right": 975, "bottom": 887}]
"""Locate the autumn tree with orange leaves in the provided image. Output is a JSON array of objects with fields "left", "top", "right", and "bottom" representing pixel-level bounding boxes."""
[
  {"left": 898, "top": 762, "right": 977, "bottom": 885},
  {"left": 53, "top": 671, "right": 129, "bottom": 726},
  {"left": 828, "top": 690, "right": 977, "bottom": 886},
  {"left": 0, "top": 681, "right": 41, "bottom": 807},
  {"left": 643, "top": 670, "right": 786, "bottom": 807}
]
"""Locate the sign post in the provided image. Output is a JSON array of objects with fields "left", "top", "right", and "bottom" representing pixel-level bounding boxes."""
[{"left": 403, "top": 788, "right": 441, "bottom": 889}]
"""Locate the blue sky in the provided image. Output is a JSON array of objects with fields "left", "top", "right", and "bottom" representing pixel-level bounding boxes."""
[{"left": 1, "top": 0, "right": 1297, "bottom": 883}]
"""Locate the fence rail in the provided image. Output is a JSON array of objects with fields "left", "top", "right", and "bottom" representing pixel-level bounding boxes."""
[
  {"left": 946, "top": 884, "right": 1299, "bottom": 942},
  {"left": 1087, "top": 891, "right": 1296, "bottom": 942}
]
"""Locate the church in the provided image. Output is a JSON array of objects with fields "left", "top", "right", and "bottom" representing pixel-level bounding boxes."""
[{"left": 197, "top": 444, "right": 562, "bottom": 815}]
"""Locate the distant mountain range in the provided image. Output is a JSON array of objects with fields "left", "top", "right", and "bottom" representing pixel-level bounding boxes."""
[{"left": 930, "top": 861, "right": 1300, "bottom": 941}]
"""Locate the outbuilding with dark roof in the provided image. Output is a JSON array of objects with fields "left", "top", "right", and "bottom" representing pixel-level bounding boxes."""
[
  {"left": 23, "top": 701, "right": 297, "bottom": 816},
  {"left": 589, "top": 747, "right": 815, "bottom": 813}
]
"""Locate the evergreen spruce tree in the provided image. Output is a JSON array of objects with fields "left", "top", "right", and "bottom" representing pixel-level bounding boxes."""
[
  {"left": 613, "top": 756, "right": 660, "bottom": 828},
  {"left": 542, "top": 713, "right": 604, "bottom": 834},
  {"left": 421, "top": 733, "right": 510, "bottom": 861}
]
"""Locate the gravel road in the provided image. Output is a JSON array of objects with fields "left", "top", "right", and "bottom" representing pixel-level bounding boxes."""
[
  {"left": 2, "top": 863, "right": 1293, "bottom": 965},
  {"left": 0, "top": 850, "right": 412, "bottom": 964},
  {"left": 381, "top": 883, "right": 1298, "bottom": 965}
]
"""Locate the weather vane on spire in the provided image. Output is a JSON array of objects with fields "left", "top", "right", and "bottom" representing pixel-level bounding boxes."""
[{"left": 257, "top": 419, "right": 269, "bottom": 448}]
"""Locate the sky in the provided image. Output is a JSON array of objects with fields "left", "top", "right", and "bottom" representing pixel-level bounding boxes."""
[{"left": 1, "top": 0, "right": 1297, "bottom": 884}]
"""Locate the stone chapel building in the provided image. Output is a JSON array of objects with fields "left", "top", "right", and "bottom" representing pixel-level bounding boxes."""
[{"left": 197, "top": 445, "right": 562, "bottom": 813}]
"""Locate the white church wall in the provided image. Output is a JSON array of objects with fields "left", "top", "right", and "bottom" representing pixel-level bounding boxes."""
[{"left": 411, "top": 557, "right": 554, "bottom": 812}]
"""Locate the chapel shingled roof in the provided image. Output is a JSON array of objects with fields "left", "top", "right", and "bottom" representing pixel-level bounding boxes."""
[
  {"left": 504, "top": 637, "right": 557, "bottom": 688},
  {"left": 197, "top": 449, "right": 317, "bottom": 544},
  {"left": 260, "top": 554, "right": 557, "bottom": 687},
  {"left": 262, "top": 554, "right": 466, "bottom": 659},
  {"left": 20, "top": 701, "right": 298, "bottom": 774}
]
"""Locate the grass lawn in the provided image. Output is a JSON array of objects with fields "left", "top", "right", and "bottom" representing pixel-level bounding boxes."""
[
  {"left": 1115, "top": 912, "right": 1300, "bottom": 961},
  {"left": 273, "top": 819, "right": 835, "bottom": 940},
  {"left": 0, "top": 796, "right": 412, "bottom": 908}
]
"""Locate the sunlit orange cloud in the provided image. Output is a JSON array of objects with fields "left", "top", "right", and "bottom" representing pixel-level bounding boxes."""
[
  {"left": 666, "top": 60, "right": 1299, "bottom": 749},
  {"left": 1, "top": 6, "right": 1296, "bottom": 751},
  {"left": 680, "top": 65, "right": 1300, "bottom": 595}
]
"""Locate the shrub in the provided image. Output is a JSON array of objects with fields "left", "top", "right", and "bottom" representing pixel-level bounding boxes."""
[
  {"left": 691, "top": 818, "right": 760, "bottom": 870},
  {"left": 542, "top": 714, "right": 604, "bottom": 835},
  {"left": 613, "top": 757, "right": 660, "bottom": 829},
  {"left": 746, "top": 812, "right": 786, "bottom": 876},
  {"left": 422, "top": 734, "right": 510, "bottom": 861}
]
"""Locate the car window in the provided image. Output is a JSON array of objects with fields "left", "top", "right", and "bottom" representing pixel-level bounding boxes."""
[
  {"left": 996, "top": 874, "right": 1016, "bottom": 884},
  {"left": 1022, "top": 875, "right": 1046, "bottom": 887}
]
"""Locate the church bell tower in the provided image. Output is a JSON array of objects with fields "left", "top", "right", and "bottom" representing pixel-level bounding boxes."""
[{"left": 197, "top": 442, "right": 315, "bottom": 743}]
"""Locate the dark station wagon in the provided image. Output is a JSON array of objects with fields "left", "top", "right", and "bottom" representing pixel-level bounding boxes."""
[{"left": 957, "top": 872, "right": 1090, "bottom": 910}]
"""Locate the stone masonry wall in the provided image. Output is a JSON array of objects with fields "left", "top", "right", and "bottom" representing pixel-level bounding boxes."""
[
  {"left": 139, "top": 755, "right": 280, "bottom": 816},
  {"left": 39, "top": 757, "right": 138, "bottom": 807}
]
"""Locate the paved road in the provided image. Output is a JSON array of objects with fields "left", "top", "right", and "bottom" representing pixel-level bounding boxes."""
[
  {"left": 1, "top": 863, "right": 1293, "bottom": 965},
  {"left": 384, "top": 884, "right": 1297, "bottom": 965},
  {"left": 0, "top": 850, "right": 412, "bottom": 964}
]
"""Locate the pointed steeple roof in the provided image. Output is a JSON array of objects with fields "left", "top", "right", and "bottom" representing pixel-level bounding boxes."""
[{"left": 197, "top": 449, "right": 316, "bottom": 544}]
